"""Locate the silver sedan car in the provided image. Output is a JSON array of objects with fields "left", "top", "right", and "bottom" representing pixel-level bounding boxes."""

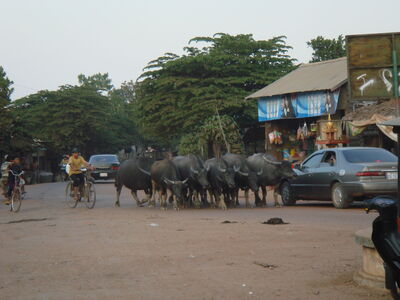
[{"left": 280, "top": 147, "right": 397, "bottom": 209}]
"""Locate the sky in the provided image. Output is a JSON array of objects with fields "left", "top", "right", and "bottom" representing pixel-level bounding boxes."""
[{"left": 1, "top": 0, "right": 400, "bottom": 99}]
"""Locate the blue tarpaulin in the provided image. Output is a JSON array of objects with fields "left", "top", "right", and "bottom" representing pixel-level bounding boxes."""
[{"left": 257, "top": 89, "right": 340, "bottom": 122}]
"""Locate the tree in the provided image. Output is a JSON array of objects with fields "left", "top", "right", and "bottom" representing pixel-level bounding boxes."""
[
  {"left": 134, "top": 33, "right": 295, "bottom": 147},
  {"left": 307, "top": 35, "right": 346, "bottom": 63},
  {"left": 13, "top": 86, "right": 111, "bottom": 155},
  {"left": 78, "top": 73, "right": 113, "bottom": 93},
  {"left": 11, "top": 74, "right": 144, "bottom": 157},
  {"left": 178, "top": 114, "right": 244, "bottom": 158},
  {"left": 0, "top": 66, "right": 14, "bottom": 155}
]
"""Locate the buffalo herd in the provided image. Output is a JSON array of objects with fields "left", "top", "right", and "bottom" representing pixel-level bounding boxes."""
[{"left": 115, "top": 153, "right": 297, "bottom": 210}]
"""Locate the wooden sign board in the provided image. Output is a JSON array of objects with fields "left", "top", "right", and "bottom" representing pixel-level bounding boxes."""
[{"left": 346, "top": 32, "right": 400, "bottom": 99}]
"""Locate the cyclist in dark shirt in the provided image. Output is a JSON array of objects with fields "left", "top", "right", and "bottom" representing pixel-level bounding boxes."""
[{"left": 7, "top": 156, "right": 23, "bottom": 202}]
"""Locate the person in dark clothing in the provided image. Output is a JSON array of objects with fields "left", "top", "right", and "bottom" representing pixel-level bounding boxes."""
[{"left": 7, "top": 157, "right": 23, "bottom": 202}]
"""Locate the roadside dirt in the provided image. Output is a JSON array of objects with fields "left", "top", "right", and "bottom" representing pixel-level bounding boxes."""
[{"left": 0, "top": 182, "right": 391, "bottom": 300}]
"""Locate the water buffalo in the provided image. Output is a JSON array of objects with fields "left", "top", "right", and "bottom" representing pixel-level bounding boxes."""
[
  {"left": 149, "top": 159, "right": 188, "bottom": 210},
  {"left": 205, "top": 158, "right": 235, "bottom": 210},
  {"left": 172, "top": 154, "right": 210, "bottom": 208},
  {"left": 222, "top": 153, "right": 260, "bottom": 208},
  {"left": 247, "top": 153, "right": 297, "bottom": 207},
  {"left": 115, "top": 157, "right": 153, "bottom": 207}
]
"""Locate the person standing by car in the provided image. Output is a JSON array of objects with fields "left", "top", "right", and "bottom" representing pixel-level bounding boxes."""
[{"left": 68, "top": 148, "right": 90, "bottom": 201}]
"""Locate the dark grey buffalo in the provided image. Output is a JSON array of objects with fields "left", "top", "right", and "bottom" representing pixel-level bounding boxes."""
[
  {"left": 222, "top": 153, "right": 260, "bottom": 208},
  {"left": 247, "top": 153, "right": 297, "bottom": 207},
  {"left": 115, "top": 157, "right": 153, "bottom": 207},
  {"left": 172, "top": 154, "right": 210, "bottom": 208},
  {"left": 149, "top": 159, "right": 188, "bottom": 210},
  {"left": 205, "top": 158, "right": 236, "bottom": 210}
]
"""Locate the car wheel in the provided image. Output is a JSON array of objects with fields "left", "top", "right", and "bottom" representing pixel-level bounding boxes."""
[
  {"left": 331, "top": 183, "right": 351, "bottom": 209},
  {"left": 281, "top": 181, "right": 296, "bottom": 206}
]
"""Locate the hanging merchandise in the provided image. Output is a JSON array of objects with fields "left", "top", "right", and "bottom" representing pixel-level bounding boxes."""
[
  {"left": 269, "top": 130, "right": 283, "bottom": 144},
  {"left": 274, "top": 131, "right": 283, "bottom": 144},
  {"left": 302, "top": 122, "right": 309, "bottom": 138},
  {"left": 310, "top": 123, "right": 317, "bottom": 132},
  {"left": 297, "top": 125, "right": 304, "bottom": 141},
  {"left": 268, "top": 131, "right": 276, "bottom": 144}
]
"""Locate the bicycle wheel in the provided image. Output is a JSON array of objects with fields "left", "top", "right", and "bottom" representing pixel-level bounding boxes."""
[
  {"left": 65, "top": 181, "right": 78, "bottom": 208},
  {"left": 11, "top": 188, "right": 22, "bottom": 212},
  {"left": 84, "top": 182, "right": 96, "bottom": 209}
]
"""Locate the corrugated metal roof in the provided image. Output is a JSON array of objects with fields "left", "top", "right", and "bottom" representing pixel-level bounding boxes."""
[{"left": 246, "top": 57, "right": 347, "bottom": 99}]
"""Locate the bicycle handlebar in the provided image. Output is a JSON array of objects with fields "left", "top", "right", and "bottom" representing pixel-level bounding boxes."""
[{"left": 10, "top": 170, "right": 24, "bottom": 176}]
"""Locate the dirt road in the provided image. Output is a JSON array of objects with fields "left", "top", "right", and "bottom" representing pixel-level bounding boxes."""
[{"left": 0, "top": 182, "right": 390, "bottom": 300}]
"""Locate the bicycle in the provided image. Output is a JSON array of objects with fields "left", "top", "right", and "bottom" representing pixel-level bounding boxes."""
[
  {"left": 65, "top": 168, "right": 96, "bottom": 209},
  {"left": 9, "top": 170, "right": 25, "bottom": 212}
]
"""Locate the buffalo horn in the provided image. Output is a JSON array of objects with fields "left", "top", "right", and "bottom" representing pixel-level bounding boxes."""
[
  {"left": 163, "top": 177, "right": 175, "bottom": 185},
  {"left": 234, "top": 165, "right": 248, "bottom": 177},
  {"left": 138, "top": 166, "right": 151, "bottom": 176},
  {"left": 182, "top": 178, "right": 189, "bottom": 184},
  {"left": 190, "top": 166, "right": 199, "bottom": 174},
  {"left": 262, "top": 155, "right": 282, "bottom": 165},
  {"left": 218, "top": 166, "right": 227, "bottom": 173}
]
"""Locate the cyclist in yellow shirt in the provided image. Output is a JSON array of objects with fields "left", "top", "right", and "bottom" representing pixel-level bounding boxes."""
[{"left": 68, "top": 148, "right": 90, "bottom": 201}]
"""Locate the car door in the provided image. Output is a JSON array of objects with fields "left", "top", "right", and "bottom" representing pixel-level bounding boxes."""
[
  {"left": 310, "top": 151, "right": 338, "bottom": 199},
  {"left": 291, "top": 152, "right": 324, "bottom": 199}
]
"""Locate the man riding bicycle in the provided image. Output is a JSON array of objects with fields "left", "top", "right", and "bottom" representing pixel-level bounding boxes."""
[
  {"left": 6, "top": 156, "right": 24, "bottom": 204},
  {"left": 68, "top": 148, "right": 91, "bottom": 201}
]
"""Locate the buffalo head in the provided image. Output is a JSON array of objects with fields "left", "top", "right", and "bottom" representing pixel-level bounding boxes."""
[
  {"left": 190, "top": 166, "right": 210, "bottom": 189},
  {"left": 163, "top": 177, "right": 189, "bottom": 200}
]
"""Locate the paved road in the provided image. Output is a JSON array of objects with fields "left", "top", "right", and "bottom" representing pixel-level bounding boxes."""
[{"left": 0, "top": 182, "right": 390, "bottom": 300}]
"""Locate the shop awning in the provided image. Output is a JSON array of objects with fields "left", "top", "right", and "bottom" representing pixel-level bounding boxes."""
[{"left": 343, "top": 99, "right": 400, "bottom": 141}]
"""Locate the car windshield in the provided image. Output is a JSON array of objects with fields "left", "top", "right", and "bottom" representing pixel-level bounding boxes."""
[
  {"left": 343, "top": 149, "right": 397, "bottom": 163},
  {"left": 89, "top": 155, "right": 118, "bottom": 164}
]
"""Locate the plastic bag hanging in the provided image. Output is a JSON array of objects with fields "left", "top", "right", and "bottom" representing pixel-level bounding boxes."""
[{"left": 302, "top": 122, "right": 309, "bottom": 138}]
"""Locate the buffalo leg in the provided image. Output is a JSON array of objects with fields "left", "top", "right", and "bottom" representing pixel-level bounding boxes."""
[
  {"left": 172, "top": 193, "right": 180, "bottom": 211},
  {"left": 141, "top": 188, "right": 150, "bottom": 204},
  {"left": 217, "top": 193, "right": 227, "bottom": 210},
  {"left": 261, "top": 186, "right": 267, "bottom": 207},
  {"left": 193, "top": 190, "right": 201, "bottom": 209},
  {"left": 208, "top": 190, "right": 216, "bottom": 208},
  {"left": 233, "top": 188, "right": 240, "bottom": 207},
  {"left": 160, "top": 190, "right": 167, "bottom": 210},
  {"left": 254, "top": 189, "right": 262, "bottom": 207},
  {"left": 228, "top": 189, "right": 236, "bottom": 208},
  {"left": 201, "top": 190, "right": 209, "bottom": 207},
  {"left": 273, "top": 186, "right": 281, "bottom": 207},
  {"left": 115, "top": 183, "right": 122, "bottom": 207},
  {"left": 244, "top": 189, "right": 251, "bottom": 208},
  {"left": 149, "top": 181, "right": 157, "bottom": 207},
  {"left": 130, "top": 190, "right": 144, "bottom": 207},
  {"left": 185, "top": 187, "right": 191, "bottom": 208}
]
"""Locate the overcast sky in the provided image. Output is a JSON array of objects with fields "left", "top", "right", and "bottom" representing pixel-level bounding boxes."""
[{"left": 1, "top": 0, "right": 399, "bottom": 99}]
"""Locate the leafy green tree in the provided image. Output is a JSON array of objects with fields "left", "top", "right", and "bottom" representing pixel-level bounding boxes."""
[
  {"left": 0, "top": 66, "right": 14, "bottom": 155},
  {"left": 134, "top": 33, "right": 295, "bottom": 147},
  {"left": 179, "top": 114, "right": 244, "bottom": 158},
  {"left": 307, "top": 35, "right": 346, "bottom": 63},
  {"left": 11, "top": 74, "right": 143, "bottom": 157},
  {"left": 13, "top": 86, "right": 111, "bottom": 155},
  {"left": 78, "top": 73, "right": 113, "bottom": 93}
]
